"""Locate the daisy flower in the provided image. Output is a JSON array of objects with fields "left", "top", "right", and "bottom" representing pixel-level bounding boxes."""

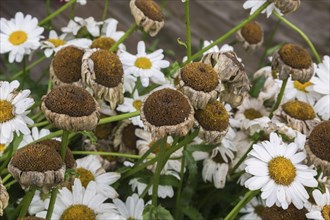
[
  {"left": 0, "top": 12, "right": 44, "bottom": 63},
  {"left": 41, "top": 30, "right": 92, "bottom": 57},
  {"left": 254, "top": 66, "right": 280, "bottom": 101},
  {"left": 243, "top": 0, "right": 281, "bottom": 18},
  {"left": 306, "top": 188, "right": 330, "bottom": 220},
  {"left": 129, "top": 177, "right": 176, "bottom": 199},
  {"left": 117, "top": 91, "right": 145, "bottom": 128},
  {"left": 28, "top": 190, "right": 48, "bottom": 215},
  {"left": 244, "top": 132, "right": 318, "bottom": 209},
  {"left": 119, "top": 41, "right": 170, "bottom": 87},
  {"left": 193, "top": 128, "right": 237, "bottom": 189},
  {"left": 0, "top": 80, "right": 34, "bottom": 144},
  {"left": 18, "top": 127, "right": 51, "bottom": 148},
  {"left": 75, "top": 155, "right": 121, "bottom": 199},
  {"left": 135, "top": 128, "right": 182, "bottom": 174},
  {"left": 113, "top": 193, "right": 145, "bottom": 220},
  {"left": 61, "top": 17, "right": 102, "bottom": 37},
  {"left": 231, "top": 97, "right": 270, "bottom": 135},
  {"left": 62, "top": 0, "right": 87, "bottom": 5},
  {"left": 36, "top": 179, "right": 120, "bottom": 219},
  {"left": 310, "top": 55, "right": 330, "bottom": 120},
  {"left": 275, "top": 77, "right": 320, "bottom": 105},
  {"left": 202, "top": 40, "right": 234, "bottom": 55},
  {"left": 240, "top": 197, "right": 266, "bottom": 220}
]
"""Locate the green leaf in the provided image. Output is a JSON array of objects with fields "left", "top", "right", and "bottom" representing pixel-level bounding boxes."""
[
  {"left": 182, "top": 206, "right": 205, "bottom": 220},
  {"left": 249, "top": 75, "right": 266, "bottom": 98},
  {"left": 187, "top": 143, "right": 218, "bottom": 152},
  {"left": 143, "top": 204, "right": 174, "bottom": 220},
  {"left": 78, "top": 131, "right": 97, "bottom": 144},
  {"left": 177, "top": 38, "right": 187, "bottom": 48}
]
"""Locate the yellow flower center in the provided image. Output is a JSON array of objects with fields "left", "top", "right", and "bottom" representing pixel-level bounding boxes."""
[
  {"left": 60, "top": 204, "right": 96, "bottom": 220},
  {"left": 0, "top": 100, "right": 14, "bottom": 123},
  {"left": 0, "top": 144, "right": 5, "bottom": 154},
  {"left": 9, "top": 30, "right": 28, "bottom": 45},
  {"left": 47, "top": 38, "right": 66, "bottom": 47},
  {"left": 135, "top": 57, "right": 152, "bottom": 69},
  {"left": 133, "top": 100, "right": 143, "bottom": 111},
  {"left": 244, "top": 108, "right": 263, "bottom": 120},
  {"left": 293, "top": 81, "right": 312, "bottom": 93},
  {"left": 322, "top": 205, "right": 330, "bottom": 220},
  {"left": 282, "top": 100, "right": 315, "bottom": 120},
  {"left": 268, "top": 156, "right": 296, "bottom": 185},
  {"left": 76, "top": 167, "right": 95, "bottom": 188}
]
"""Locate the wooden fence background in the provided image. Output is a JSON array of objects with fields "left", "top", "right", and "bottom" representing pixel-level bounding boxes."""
[{"left": 1, "top": 0, "right": 329, "bottom": 77}]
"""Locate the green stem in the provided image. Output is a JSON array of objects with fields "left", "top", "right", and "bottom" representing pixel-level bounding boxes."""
[
  {"left": 269, "top": 77, "right": 288, "bottom": 118},
  {"left": 174, "top": 146, "right": 186, "bottom": 219},
  {"left": 0, "top": 144, "right": 13, "bottom": 172},
  {"left": 98, "top": 111, "right": 140, "bottom": 125},
  {"left": 18, "top": 186, "right": 36, "bottom": 218},
  {"left": 183, "top": 2, "right": 270, "bottom": 65},
  {"left": 273, "top": 11, "right": 321, "bottom": 63},
  {"left": 259, "top": 19, "right": 281, "bottom": 68},
  {"left": 140, "top": 181, "right": 152, "bottom": 199},
  {"left": 102, "top": 0, "right": 109, "bottom": 21},
  {"left": 1, "top": 173, "right": 11, "bottom": 184},
  {"left": 184, "top": 0, "right": 191, "bottom": 60},
  {"left": 32, "top": 130, "right": 63, "bottom": 144},
  {"left": 46, "top": 0, "right": 51, "bottom": 15},
  {"left": 224, "top": 190, "right": 260, "bottom": 220},
  {"left": 29, "top": 120, "right": 49, "bottom": 128},
  {"left": 152, "top": 136, "right": 167, "bottom": 206},
  {"left": 72, "top": 151, "right": 145, "bottom": 160},
  {"left": 231, "top": 135, "right": 260, "bottom": 174},
  {"left": 4, "top": 179, "right": 16, "bottom": 189},
  {"left": 109, "top": 23, "right": 138, "bottom": 52},
  {"left": 60, "top": 130, "right": 70, "bottom": 159},
  {"left": 11, "top": 56, "right": 46, "bottom": 80},
  {"left": 45, "top": 188, "right": 58, "bottom": 220},
  {"left": 22, "top": 57, "right": 27, "bottom": 87},
  {"left": 69, "top": 2, "right": 76, "bottom": 19},
  {"left": 39, "top": 0, "right": 77, "bottom": 26},
  {"left": 30, "top": 111, "right": 43, "bottom": 120}
]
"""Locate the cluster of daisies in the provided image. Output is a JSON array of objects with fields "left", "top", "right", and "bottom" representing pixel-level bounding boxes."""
[{"left": 1, "top": 0, "right": 330, "bottom": 219}]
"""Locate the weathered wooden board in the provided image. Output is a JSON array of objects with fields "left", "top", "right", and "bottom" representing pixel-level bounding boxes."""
[{"left": 1, "top": 0, "right": 329, "bottom": 76}]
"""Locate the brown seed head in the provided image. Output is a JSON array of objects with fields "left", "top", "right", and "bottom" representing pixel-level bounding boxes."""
[
  {"left": 11, "top": 144, "right": 62, "bottom": 172},
  {"left": 241, "top": 21, "right": 263, "bottom": 44},
  {"left": 38, "top": 139, "right": 75, "bottom": 169},
  {"left": 261, "top": 204, "right": 307, "bottom": 220},
  {"left": 135, "top": 0, "right": 164, "bottom": 21},
  {"left": 122, "top": 123, "right": 139, "bottom": 151},
  {"left": 309, "top": 121, "right": 330, "bottom": 162},
  {"left": 279, "top": 43, "right": 312, "bottom": 69},
  {"left": 52, "top": 46, "right": 84, "bottom": 83},
  {"left": 181, "top": 62, "right": 219, "bottom": 92},
  {"left": 143, "top": 89, "right": 192, "bottom": 126},
  {"left": 91, "top": 37, "right": 116, "bottom": 51},
  {"left": 90, "top": 50, "right": 123, "bottom": 88},
  {"left": 195, "top": 101, "right": 229, "bottom": 132},
  {"left": 44, "top": 85, "right": 96, "bottom": 117}
]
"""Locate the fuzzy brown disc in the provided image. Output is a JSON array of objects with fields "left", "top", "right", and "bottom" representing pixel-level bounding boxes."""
[
  {"left": 309, "top": 121, "right": 330, "bottom": 162},
  {"left": 279, "top": 43, "right": 312, "bottom": 69},
  {"left": 135, "top": 0, "right": 164, "bottom": 21}
]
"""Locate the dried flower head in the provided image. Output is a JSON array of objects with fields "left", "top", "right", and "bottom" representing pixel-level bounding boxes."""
[
  {"left": 41, "top": 85, "right": 100, "bottom": 131},
  {"left": 82, "top": 49, "right": 124, "bottom": 109},
  {"left": 0, "top": 178, "right": 9, "bottom": 216},
  {"left": 177, "top": 62, "right": 222, "bottom": 109},
  {"left": 275, "top": 100, "right": 320, "bottom": 135},
  {"left": 38, "top": 139, "right": 76, "bottom": 169},
  {"left": 113, "top": 120, "right": 139, "bottom": 157},
  {"left": 236, "top": 21, "right": 264, "bottom": 52},
  {"left": 261, "top": 204, "right": 307, "bottom": 220},
  {"left": 130, "top": 0, "right": 164, "bottom": 37},
  {"left": 50, "top": 46, "right": 84, "bottom": 87},
  {"left": 8, "top": 143, "right": 65, "bottom": 190},
  {"left": 274, "top": 0, "right": 301, "bottom": 14},
  {"left": 305, "top": 121, "right": 330, "bottom": 175},
  {"left": 272, "top": 43, "right": 314, "bottom": 83},
  {"left": 201, "top": 51, "right": 250, "bottom": 108},
  {"left": 195, "top": 100, "right": 229, "bottom": 144},
  {"left": 91, "top": 37, "right": 116, "bottom": 51},
  {"left": 141, "top": 88, "right": 194, "bottom": 140}
]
